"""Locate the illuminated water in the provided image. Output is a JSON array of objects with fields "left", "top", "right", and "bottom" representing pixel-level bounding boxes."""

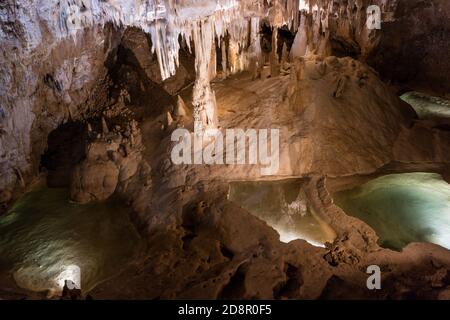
[
  {"left": 228, "top": 180, "right": 336, "bottom": 247},
  {"left": 400, "top": 91, "right": 450, "bottom": 119},
  {"left": 334, "top": 173, "right": 450, "bottom": 251},
  {"left": 0, "top": 188, "right": 143, "bottom": 295}
]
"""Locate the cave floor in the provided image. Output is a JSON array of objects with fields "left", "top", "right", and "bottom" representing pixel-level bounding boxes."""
[
  {"left": 2, "top": 63, "right": 450, "bottom": 300},
  {"left": 89, "top": 67, "right": 450, "bottom": 300}
]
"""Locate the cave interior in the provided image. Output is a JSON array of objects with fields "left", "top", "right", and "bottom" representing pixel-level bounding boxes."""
[{"left": 1, "top": 0, "right": 450, "bottom": 300}]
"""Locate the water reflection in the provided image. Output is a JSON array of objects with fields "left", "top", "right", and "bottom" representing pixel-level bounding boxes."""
[
  {"left": 228, "top": 180, "right": 336, "bottom": 247},
  {"left": 400, "top": 92, "right": 450, "bottom": 119},
  {"left": 334, "top": 173, "right": 450, "bottom": 251},
  {"left": 0, "top": 188, "right": 142, "bottom": 295}
]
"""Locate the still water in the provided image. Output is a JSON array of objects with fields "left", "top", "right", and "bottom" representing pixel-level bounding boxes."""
[
  {"left": 0, "top": 188, "right": 143, "bottom": 295},
  {"left": 334, "top": 173, "right": 450, "bottom": 251},
  {"left": 400, "top": 92, "right": 450, "bottom": 119},
  {"left": 228, "top": 180, "right": 336, "bottom": 247}
]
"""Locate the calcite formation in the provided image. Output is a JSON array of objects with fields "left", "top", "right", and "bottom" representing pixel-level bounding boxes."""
[
  {"left": 4, "top": 0, "right": 445, "bottom": 193},
  {"left": 1, "top": 0, "right": 450, "bottom": 300},
  {"left": 70, "top": 116, "right": 144, "bottom": 203}
]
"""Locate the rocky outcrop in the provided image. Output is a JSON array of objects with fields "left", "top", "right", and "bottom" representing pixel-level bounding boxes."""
[
  {"left": 293, "top": 1, "right": 450, "bottom": 94},
  {"left": 87, "top": 190, "right": 334, "bottom": 300},
  {"left": 286, "top": 55, "right": 416, "bottom": 176},
  {"left": 162, "top": 55, "right": 416, "bottom": 184},
  {"left": 0, "top": 2, "right": 192, "bottom": 199},
  {"left": 0, "top": 13, "right": 119, "bottom": 197},
  {"left": 2, "top": 0, "right": 448, "bottom": 199},
  {"left": 87, "top": 183, "right": 450, "bottom": 300},
  {"left": 1, "top": 0, "right": 450, "bottom": 301},
  {"left": 70, "top": 113, "right": 145, "bottom": 204}
]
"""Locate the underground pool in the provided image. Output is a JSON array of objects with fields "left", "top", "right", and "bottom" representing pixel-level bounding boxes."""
[
  {"left": 228, "top": 179, "right": 336, "bottom": 247},
  {"left": 400, "top": 91, "right": 450, "bottom": 119},
  {"left": 0, "top": 187, "right": 143, "bottom": 296},
  {"left": 334, "top": 172, "right": 450, "bottom": 251}
]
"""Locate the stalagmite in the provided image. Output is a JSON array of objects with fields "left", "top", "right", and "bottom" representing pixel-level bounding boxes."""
[
  {"left": 101, "top": 117, "right": 109, "bottom": 134},
  {"left": 270, "top": 28, "right": 280, "bottom": 77},
  {"left": 281, "top": 42, "right": 289, "bottom": 70},
  {"left": 333, "top": 76, "right": 347, "bottom": 98},
  {"left": 166, "top": 112, "right": 174, "bottom": 128},
  {"left": 227, "top": 40, "right": 240, "bottom": 74},
  {"left": 1, "top": 0, "right": 312, "bottom": 195},
  {"left": 175, "top": 96, "right": 188, "bottom": 117},
  {"left": 221, "top": 38, "right": 228, "bottom": 78},
  {"left": 14, "top": 168, "right": 25, "bottom": 188}
]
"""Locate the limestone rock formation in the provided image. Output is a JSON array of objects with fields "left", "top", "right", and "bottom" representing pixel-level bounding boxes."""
[
  {"left": 70, "top": 117, "right": 145, "bottom": 204},
  {"left": 1, "top": 0, "right": 450, "bottom": 302},
  {"left": 71, "top": 158, "right": 120, "bottom": 204},
  {"left": 287, "top": 55, "right": 416, "bottom": 176}
]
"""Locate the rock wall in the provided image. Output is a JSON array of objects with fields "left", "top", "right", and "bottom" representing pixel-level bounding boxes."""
[
  {"left": 0, "top": 8, "right": 118, "bottom": 195},
  {"left": 0, "top": 0, "right": 285, "bottom": 196},
  {"left": 1, "top": 0, "right": 448, "bottom": 200},
  {"left": 366, "top": 0, "right": 450, "bottom": 94},
  {"left": 297, "top": 0, "right": 450, "bottom": 94}
]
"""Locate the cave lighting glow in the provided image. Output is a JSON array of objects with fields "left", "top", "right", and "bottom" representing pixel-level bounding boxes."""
[
  {"left": 299, "top": 0, "right": 309, "bottom": 11},
  {"left": 55, "top": 265, "right": 81, "bottom": 291},
  {"left": 228, "top": 180, "right": 336, "bottom": 247},
  {"left": 334, "top": 173, "right": 450, "bottom": 251},
  {"left": 277, "top": 229, "right": 327, "bottom": 247},
  {"left": 0, "top": 188, "right": 142, "bottom": 295}
]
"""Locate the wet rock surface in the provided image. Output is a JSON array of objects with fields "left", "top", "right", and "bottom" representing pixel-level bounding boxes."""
[{"left": 1, "top": 0, "right": 450, "bottom": 300}]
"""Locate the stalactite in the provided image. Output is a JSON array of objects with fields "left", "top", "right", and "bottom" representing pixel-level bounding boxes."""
[
  {"left": 209, "top": 35, "right": 217, "bottom": 82},
  {"left": 221, "top": 38, "right": 228, "bottom": 78},
  {"left": 192, "top": 17, "right": 218, "bottom": 132},
  {"left": 286, "top": 0, "right": 300, "bottom": 30},
  {"left": 148, "top": 20, "right": 180, "bottom": 81},
  {"left": 249, "top": 17, "right": 263, "bottom": 79},
  {"left": 228, "top": 40, "right": 244, "bottom": 74},
  {"left": 51, "top": 1, "right": 303, "bottom": 81},
  {"left": 290, "top": 12, "right": 308, "bottom": 58},
  {"left": 175, "top": 96, "right": 187, "bottom": 117},
  {"left": 44, "top": 0, "right": 323, "bottom": 131}
]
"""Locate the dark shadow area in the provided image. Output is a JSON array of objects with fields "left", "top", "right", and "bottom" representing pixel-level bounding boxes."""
[{"left": 41, "top": 121, "right": 87, "bottom": 188}]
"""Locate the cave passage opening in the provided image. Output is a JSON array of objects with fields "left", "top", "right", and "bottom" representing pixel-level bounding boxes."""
[
  {"left": 334, "top": 172, "right": 450, "bottom": 251},
  {"left": 228, "top": 179, "right": 336, "bottom": 247}
]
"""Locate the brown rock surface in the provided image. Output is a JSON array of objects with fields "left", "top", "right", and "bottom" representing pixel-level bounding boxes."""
[
  {"left": 88, "top": 57, "right": 450, "bottom": 300},
  {"left": 1, "top": 0, "right": 450, "bottom": 301}
]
